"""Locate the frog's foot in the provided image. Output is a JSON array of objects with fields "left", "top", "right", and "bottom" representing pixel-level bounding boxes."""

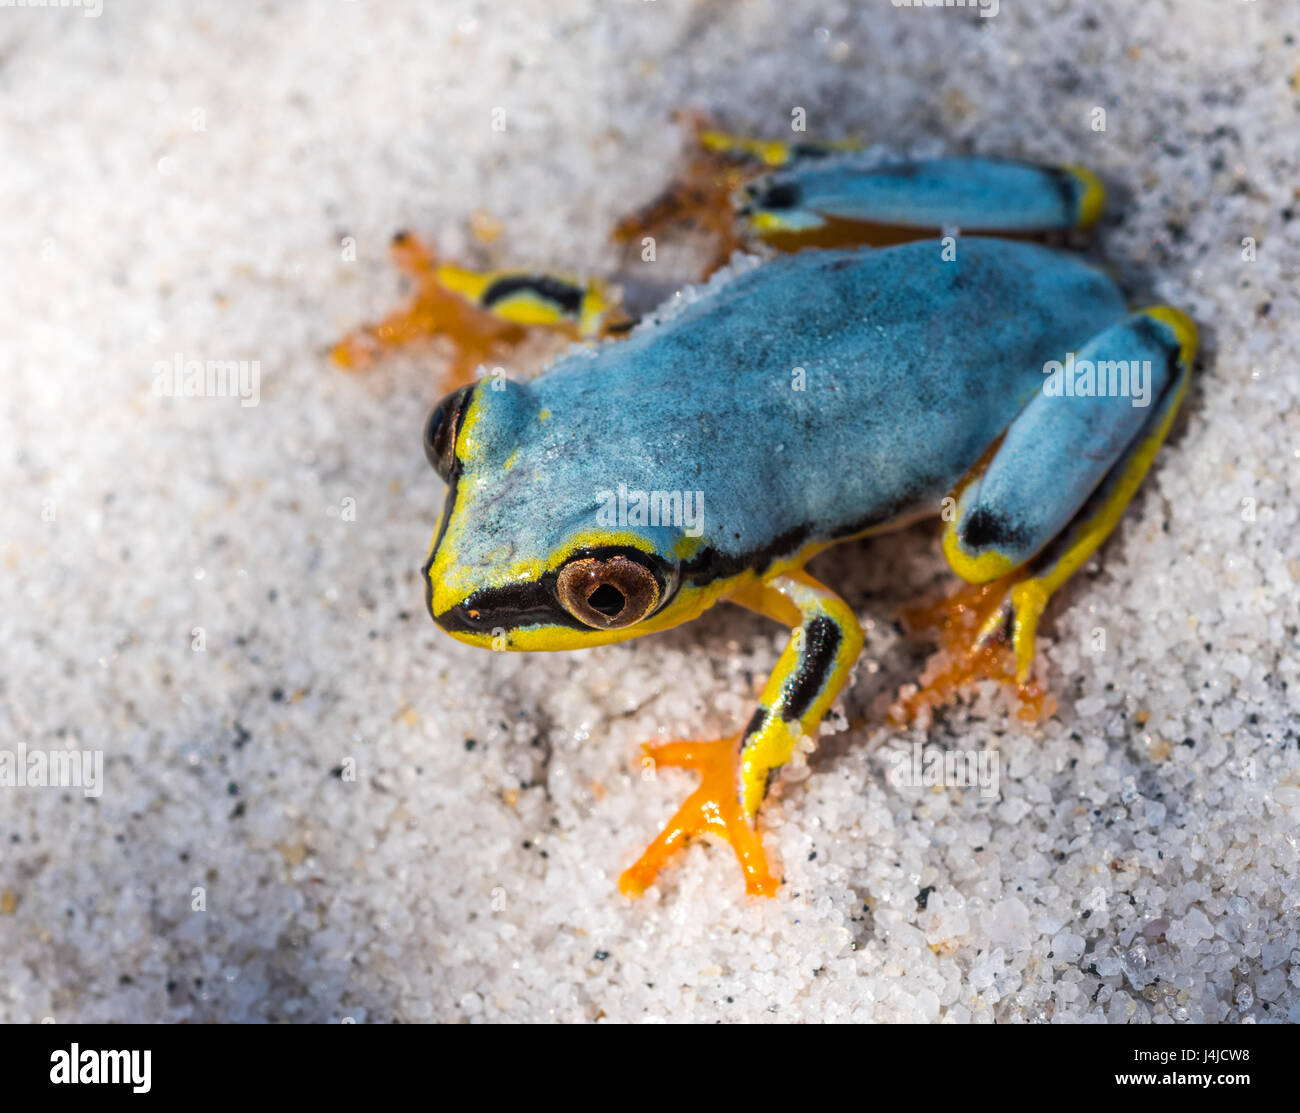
[
  {"left": 331, "top": 232, "right": 531, "bottom": 385},
  {"left": 612, "top": 150, "right": 751, "bottom": 273},
  {"left": 889, "top": 573, "right": 1054, "bottom": 727},
  {"left": 332, "top": 231, "right": 624, "bottom": 386},
  {"left": 619, "top": 736, "right": 779, "bottom": 898},
  {"left": 612, "top": 113, "right": 772, "bottom": 272}
]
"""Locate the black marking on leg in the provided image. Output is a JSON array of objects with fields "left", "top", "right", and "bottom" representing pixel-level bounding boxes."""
[
  {"left": 481, "top": 274, "right": 584, "bottom": 317},
  {"left": 754, "top": 178, "right": 801, "bottom": 211},
  {"left": 740, "top": 707, "right": 768, "bottom": 750},
  {"left": 789, "top": 143, "right": 836, "bottom": 162},
  {"left": 960, "top": 505, "right": 1028, "bottom": 553},
  {"left": 1046, "top": 167, "right": 1084, "bottom": 227},
  {"left": 781, "top": 616, "right": 842, "bottom": 722}
]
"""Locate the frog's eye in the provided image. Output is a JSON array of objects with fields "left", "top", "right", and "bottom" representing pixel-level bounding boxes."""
[
  {"left": 423, "top": 384, "right": 475, "bottom": 482},
  {"left": 556, "top": 554, "right": 661, "bottom": 630}
]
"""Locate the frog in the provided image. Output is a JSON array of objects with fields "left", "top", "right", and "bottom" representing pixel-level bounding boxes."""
[{"left": 415, "top": 149, "right": 1197, "bottom": 898}]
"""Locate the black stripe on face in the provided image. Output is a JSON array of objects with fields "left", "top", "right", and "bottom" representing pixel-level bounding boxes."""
[
  {"left": 434, "top": 579, "right": 590, "bottom": 635},
  {"left": 428, "top": 546, "right": 677, "bottom": 637},
  {"left": 780, "top": 616, "right": 842, "bottom": 722},
  {"left": 481, "top": 275, "right": 585, "bottom": 317}
]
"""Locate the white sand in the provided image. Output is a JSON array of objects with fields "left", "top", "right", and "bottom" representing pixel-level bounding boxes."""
[{"left": 2, "top": 0, "right": 1298, "bottom": 1023}]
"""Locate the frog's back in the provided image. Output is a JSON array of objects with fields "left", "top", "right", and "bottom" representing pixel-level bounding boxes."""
[{"left": 510, "top": 239, "right": 1127, "bottom": 573}]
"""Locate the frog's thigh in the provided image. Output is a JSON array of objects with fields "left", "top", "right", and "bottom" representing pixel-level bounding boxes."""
[
  {"left": 946, "top": 308, "right": 1196, "bottom": 584},
  {"left": 726, "top": 570, "right": 864, "bottom": 820},
  {"left": 749, "top": 157, "right": 1105, "bottom": 240}
]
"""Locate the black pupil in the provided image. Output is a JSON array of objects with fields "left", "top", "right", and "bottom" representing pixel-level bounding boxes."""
[{"left": 587, "top": 584, "right": 625, "bottom": 617}]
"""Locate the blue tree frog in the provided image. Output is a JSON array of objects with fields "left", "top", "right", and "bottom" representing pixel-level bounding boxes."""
[{"left": 418, "top": 160, "right": 1196, "bottom": 895}]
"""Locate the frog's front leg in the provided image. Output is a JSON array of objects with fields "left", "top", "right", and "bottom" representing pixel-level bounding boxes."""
[
  {"left": 619, "top": 569, "right": 863, "bottom": 898},
  {"left": 332, "top": 231, "right": 623, "bottom": 383},
  {"left": 894, "top": 306, "right": 1197, "bottom": 723}
]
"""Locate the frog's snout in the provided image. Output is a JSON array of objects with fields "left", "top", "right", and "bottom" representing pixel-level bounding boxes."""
[{"left": 428, "top": 591, "right": 486, "bottom": 634}]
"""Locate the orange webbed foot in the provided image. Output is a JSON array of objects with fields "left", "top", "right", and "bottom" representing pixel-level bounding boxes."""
[
  {"left": 611, "top": 116, "right": 756, "bottom": 277},
  {"left": 889, "top": 575, "right": 1055, "bottom": 728},
  {"left": 619, "top": 736, "right": 779, "bottom": 898},
  {"left": 330, "top": 232, "right": 538, "bottom": 387},
  {"left": 611, "top": 156, "right": 748, "bottom": 272}
]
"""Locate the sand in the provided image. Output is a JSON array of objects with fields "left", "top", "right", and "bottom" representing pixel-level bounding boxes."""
[{"left": 1, "top": 0, "right": 1298, "bottom": 1022}]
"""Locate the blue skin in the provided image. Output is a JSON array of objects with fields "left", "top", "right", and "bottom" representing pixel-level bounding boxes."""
[{"left": 432, "top": 238, "right": 1164, "bottom": 617}]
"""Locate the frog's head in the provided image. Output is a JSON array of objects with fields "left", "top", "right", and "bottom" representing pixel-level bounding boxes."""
[{"left": 420, "top": 379, "right": 723, "bottom": 651}]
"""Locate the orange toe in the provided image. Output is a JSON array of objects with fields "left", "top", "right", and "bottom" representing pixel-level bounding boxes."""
[
  {"left": 889, "top": 576, "right": 1053, "bottom": 726},
  {"left": 330, "top": 232, "right": 543, "bottom": 386},
  {"left": 619, "top": 737, "right": 778, "bottom": 898}
]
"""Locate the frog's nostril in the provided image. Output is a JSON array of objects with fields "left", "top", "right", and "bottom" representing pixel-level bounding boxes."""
[{"left": 434, "top": 601, "right": 485, "bottom": 633}]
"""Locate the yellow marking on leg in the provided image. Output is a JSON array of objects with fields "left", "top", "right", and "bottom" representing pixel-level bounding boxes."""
[
  {"left": 435, "top": 263, "right": 610, "bottom": 335},
  {"left": 433, "top": 262, "right": 494, "bottom": 304},
  {"left": 698, "top": 129, "right": 794, "bottom": 167},
  {"left": 1062, "top": 164, "right": 1106, "bottom": 229},
  {"left": 943, "top": 525, "right": 1018, "bottom": 584},
  {"left": 941, "top": 435, "right": 1015, "bottom": 584},
  {"left": 1141, "top": 305, "right": 1198, "bottom": 368}
]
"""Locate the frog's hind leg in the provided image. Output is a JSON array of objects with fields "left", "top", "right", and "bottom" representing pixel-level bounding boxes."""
[
  {"left": 743, "top": 156, "right": 1106, "bottom": 254},
  {"left": 620, "top": 570, "right": 863, "bottom": 898},
  {"left": 892, "top": 306, "right": 1197, "bottom": 725},
  {"left": 332, "top": 231, "right": 625, "bottom": 385},
  {"left": 611, "top": 144, "right": 754, "bottom": 273},
  {"left": 612, "top": 116, "right": 860, "bottom": 274}
]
